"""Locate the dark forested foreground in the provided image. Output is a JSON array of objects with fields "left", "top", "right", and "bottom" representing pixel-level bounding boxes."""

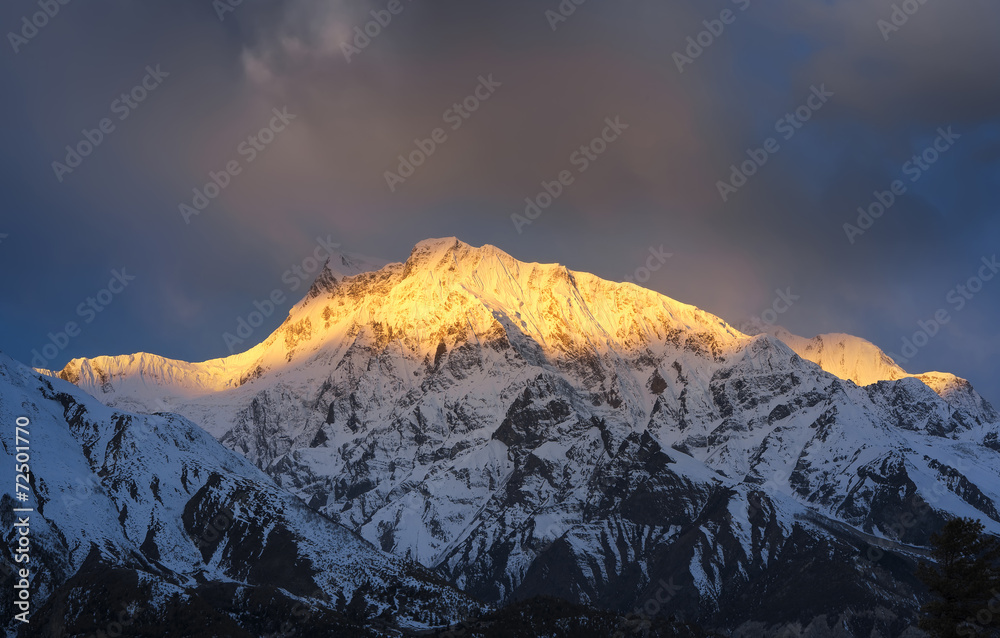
[
  {"left": 422, "top": 527, "right": 1000, "bottom": 638},
  {"left": 422, "top": 596, "right": 718, "bottom": 638},
  {"left": 916, "top": 518, "right": 1000, "bottom": 638},
  {"left": 8, "top": 520, "right": 1000, "bottom": 637}
]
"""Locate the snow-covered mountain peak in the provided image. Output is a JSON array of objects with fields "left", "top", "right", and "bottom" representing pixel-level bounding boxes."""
[
  {"left": 48, "top": 239, "right": 1000, "bottom": 433},
  {"left": 22, "top": 239, "right": 1000, "bottom": 635},
  {"left": 321, "top": 249, "right": 389, "bottom": 281},
  {"left": 43, "top": 239, "right": 752, "bottom": 434},
  {"left": 741, "top": 321, "right": 998, "bottom": 424},
  {"left": 409, "top": 235, "right": 468, "bottom": 260},
  {"left": 749, "top": 323, "right": 907, "bottom": 386},
  {"left": 280, "top": 237, "right": 752, "bottom": 367}
]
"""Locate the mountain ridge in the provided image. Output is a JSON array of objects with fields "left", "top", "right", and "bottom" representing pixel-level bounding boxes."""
[
  {"left": 740, "top": 321, "right": 999, "bottom": 425},
  {"left": 48, "top": 238, "right": 995, "bottom": 418},
  {"left": 0, "top": 352, "right": 484, "bottom": 637},
  {"left": 23, "top": 237, "right": 1000, "bottom": 636}
]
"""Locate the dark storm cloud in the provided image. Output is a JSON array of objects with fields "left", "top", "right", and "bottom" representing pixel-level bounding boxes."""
[
  {"left": 0, "top": 0, "right": 998, "bottom": 400},
  {"left": 781, "top": 0, "right": 1000, "bottom": 126}
]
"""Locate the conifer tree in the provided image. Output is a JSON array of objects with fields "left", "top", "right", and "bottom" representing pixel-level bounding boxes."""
[{"left": 917, "top": 518, "right": 1000, "bottom": 637}]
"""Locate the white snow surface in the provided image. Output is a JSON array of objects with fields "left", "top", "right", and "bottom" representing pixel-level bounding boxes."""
[
  {"left": 0, "top": 351, "right": 480, "bottom": 632},
  {"left": 29, "top": 238, "right": 1000, "bottom": 607}
]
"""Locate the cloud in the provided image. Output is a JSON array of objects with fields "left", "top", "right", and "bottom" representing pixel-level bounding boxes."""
[
  {"left": 3, "top": 0, "right": 999, "bottom": 400},
  {"left": 238, "top": 0, "right": 379, "bottom": 87},
  {"left": 774, "top": 0, "right": 1000, "bottom": 126}
]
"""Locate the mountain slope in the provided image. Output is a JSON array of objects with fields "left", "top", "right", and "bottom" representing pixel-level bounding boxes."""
[
  {"left": 45, "top": 238, "right": 1000, "bottom": 636},
  {"left": 0, "top": 352, "right": 482, "bottom": 637},
  {"left": 741, "top": 321, "right": 999, "bottom": 427}
]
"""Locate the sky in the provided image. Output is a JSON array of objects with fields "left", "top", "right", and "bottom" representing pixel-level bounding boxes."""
[{"left": 1, "top": 0, "right": 998, "bottom": 402}]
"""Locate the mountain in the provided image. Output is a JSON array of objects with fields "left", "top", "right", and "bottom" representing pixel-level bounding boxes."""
[
  {"left": 0, "top": 352, "right": 482, "bottom": 637},
  {"left": 741, "top": 321, "right": 1000, "bottom": 422},
  {"left": 44, "top": 238, "right": 1000, "bottom": 636}
]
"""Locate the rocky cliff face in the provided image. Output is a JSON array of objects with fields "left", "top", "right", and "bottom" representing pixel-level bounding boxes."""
[
  {"left": 0, "top": 353, "right": 482, "bottom": 637},
  {"left": 47, "top": 238, "right": 1000, "bottom": 636}
]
